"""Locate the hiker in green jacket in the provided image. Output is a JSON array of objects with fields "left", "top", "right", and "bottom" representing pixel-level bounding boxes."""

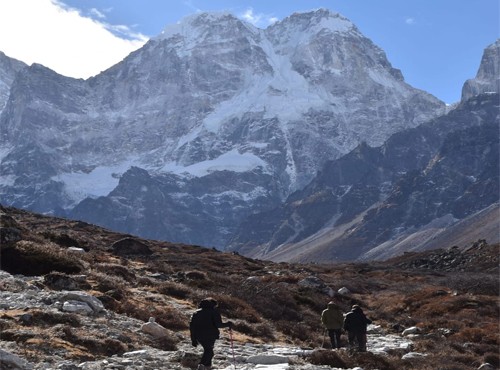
[{"left": 321, "top": 301, "right": 344, "bottom": 349}]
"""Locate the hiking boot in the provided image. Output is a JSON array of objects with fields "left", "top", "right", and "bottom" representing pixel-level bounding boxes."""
[{"left": 196, "top": 365, "right": 205, "bottom": 370}]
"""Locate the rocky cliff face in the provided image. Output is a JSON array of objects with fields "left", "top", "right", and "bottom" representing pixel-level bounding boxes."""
[
  {"left": 0, "top": 52, "right": 26, "bottom": 112},
  {"left": 462, "top": 39, "right": 500, "bottom": 101},
  {"left": 0, "top": 9, "right": 445, "bottom": 249}
]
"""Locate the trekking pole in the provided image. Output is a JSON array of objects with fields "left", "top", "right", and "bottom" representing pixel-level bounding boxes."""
[
  {"left": 321, "top": 328, "right": 327, "bottom": 348},
  {"left": 229, "top": 328, "right": 236, "bottom": 369}
]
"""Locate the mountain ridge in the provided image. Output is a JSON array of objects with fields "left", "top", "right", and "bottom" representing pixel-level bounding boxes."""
[
  {"left": 0, "top": 9, "right": 448, "bottom": 254},
  {"left": 229, "top": 92, "right": 499, "bottom": 262}
]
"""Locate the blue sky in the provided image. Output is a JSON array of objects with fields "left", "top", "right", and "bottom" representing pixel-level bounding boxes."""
[{"left": 0, "top": 0, "right": 498, "bottom": 103}]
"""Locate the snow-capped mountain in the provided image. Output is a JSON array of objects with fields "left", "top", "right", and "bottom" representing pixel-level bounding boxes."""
[
  {"left": 228, "top": 40, "right": 500, "bottom": 262},
  {"left": 0, "top": 9, "right": 445, "bottom": 249}
]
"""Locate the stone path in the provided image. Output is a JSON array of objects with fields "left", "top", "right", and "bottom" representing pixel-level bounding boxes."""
[{"left": 0, "top": 270, "right": 415, "bottom": 370}]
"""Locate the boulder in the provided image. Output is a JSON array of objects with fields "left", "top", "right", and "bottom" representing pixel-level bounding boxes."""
[
  {"left": 59, "top": 291, "right": 105, "bottom": 314},
  {"left": 141, "top": 317, "right": 169, "bottom": 338},
  {"left": 111, "top": 238, "right": 153, "bottom": 256},
  {"left": 62, "top": 300, "right": 94, "bottom": 315},
  {"left": 0, "top": 348, "right": 32, "bottom": 370}
]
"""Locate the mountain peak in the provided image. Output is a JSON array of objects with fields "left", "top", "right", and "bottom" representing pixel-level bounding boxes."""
[
  {"left": 461, "top": 39, "right": 500, "bottom": 101},
  {"left": 155, "top": 11, "right": 256, "bottom": 42},
  {"left": 272, "top": 8, "right": 356, "bottom": 35}
]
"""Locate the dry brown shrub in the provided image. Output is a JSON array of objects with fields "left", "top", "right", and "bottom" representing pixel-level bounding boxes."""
[
  {"left": 233, "top": 321, "right": 275, "bottom": 341},
  {"left": 450, "top": 354, "right": 481, "bottom": 368},
  {"left": 307, "top": 349, "right": 347, "bottom": 367},
  {"left": 346, "top": 351, "right": 398, "bottom": 370},
  {"left": 153, "top": 307, "right": 189, "bottom": 331},
  {"left": 259, "top": 273, "right": 300, "bottom": 284},
  {"left": 137, "top": 276, "right": 157, "bottom": 286},
  {"left": 148, "top": 260, "right": 174, "bottom": 275},
  {"left": 413, "top": 338, "right": 437, "bottom": 352},
  {"left": 185, "top": 270, "right": 207, "bottom": 280},
  {"left": 451, "top": 327, "right": 490, "bottom": 343},
  {"left": 94, "top": 263, "right": 136, "bottom": 282},
  {"left": 149, "top": 335, "right": 178, "bottom": 351},
  {"left": 40, "top": 231, "right": 82, "bottom": 249},
  {"left": 117, "top": 299, "right": 188, "bottom": 331},
  {"left": 89, "top": 271, "right": 127, "bottom": 293},
  {"left": 180, "top": 270, "right": 214, "bottom": 289},
  {"left": 211, "top": 293, "right": 262, "bottom": 323},
  {"left": 275, "top": 321, "right": 312, "bottom": 342},
  {"left": 31, "top": 310, "right": 81, "bottom": 327},
  {"left": 1, "top": 241, "right": 84, "bottom": 275},
  {"left": 157, "top": 281, "right": 191, "bottom": 299},
  {"left": 60, "top": 326, "right": 127, "bottom": 356},
  {"left": 236, "top": 284, "right": 300, "bottom": 322},
  {"left": 439, "top": 272, "right": 499, "bottom": 296}
]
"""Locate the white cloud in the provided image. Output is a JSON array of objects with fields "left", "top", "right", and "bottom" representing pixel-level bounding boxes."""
[
  {"left": 0, "top": 0, "right": 147, "bottom": 79},
  {"left": 89, "top": 7, "right": 106, "bottom": 19},
  {"left": 405, "top": 17, "right": 416, "bottom": 25},
  {"left": 239, "top": 7, "right": 278, "bottom": 28}
]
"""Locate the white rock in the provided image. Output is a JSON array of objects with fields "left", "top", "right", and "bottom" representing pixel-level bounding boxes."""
[
  {"left": 60, "top": 291, "right": 105, "bottom": 313},
  {"left": 402, "top": 326, "right": 420, "bottom": 336},
  {"left": 141, "top": 318, "right": 169, "bottom": 338},
  {"left": 62, "top": 300, "right": 93, "bottom": 315},
  {"left": 123, "top": 349, "right": 149, "bottom": 358},
  {"left": 247, "top": 354, "right": 289, "bottom": 365},
  {"left": 402, "top": 352, "right": 427, "bottom": 359},
  {"left": 68, "top": 247, "right": 85, "bottom": 253},
  {"left": 478, "top": 364, "right": 495, "bottom": 370},
  {"left": 367, "top": 324, "right": 384, "bottom": 334},
  {"left": 337, "top": 287, "right": 350, "bottom": 295}
]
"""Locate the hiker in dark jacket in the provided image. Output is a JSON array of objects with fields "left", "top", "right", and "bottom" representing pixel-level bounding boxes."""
[
  {"left": 321, "top": 301, "right": 344, "bottom": 348},
  {"left": 343, "top": 304, "right": 372, "bottom": 351},
  {"left": 190, "top": 297, "right": 233, "bottom": 370}
]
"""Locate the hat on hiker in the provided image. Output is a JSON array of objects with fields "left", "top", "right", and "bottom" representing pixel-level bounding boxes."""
[{"left": 199, "top": 297, "right": 218, "bottom": 309}]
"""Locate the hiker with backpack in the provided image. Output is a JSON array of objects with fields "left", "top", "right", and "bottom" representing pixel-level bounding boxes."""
[
  {"left": 321, "top": 301, "right": 344, "bottom": 349},
  {"left": 343, "top": 304, "right": 372, "bottom": 352},
  {"left": 190, "top": 297, "right": 233, "bottom": 370}
]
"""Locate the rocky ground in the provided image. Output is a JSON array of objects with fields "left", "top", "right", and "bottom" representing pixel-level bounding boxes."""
[
  {"left": 0, "top": 205, "right": 498, "bottom": 369},
  {"left": 0, "top": 269, "right": 414, "bottom": 370}
]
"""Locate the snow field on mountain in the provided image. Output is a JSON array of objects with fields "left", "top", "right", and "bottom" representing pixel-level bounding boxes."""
[
  {"left": 51, "top": 158, "right": 141, "bottom": 206},
  {"left": 161, "top": 148, "right": 270, "bottom": 177}
]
